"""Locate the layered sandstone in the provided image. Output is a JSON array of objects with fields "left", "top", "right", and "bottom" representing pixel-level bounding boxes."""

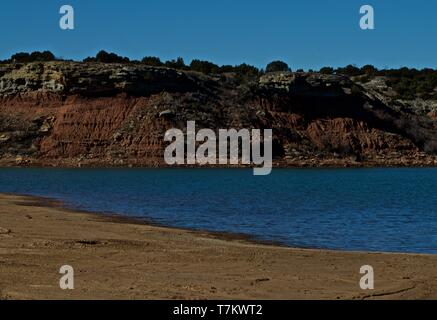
[{"left": 0, "top": 61, "right": 436, "bottom": 167}]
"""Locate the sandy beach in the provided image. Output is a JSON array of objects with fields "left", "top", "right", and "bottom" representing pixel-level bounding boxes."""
[{"left": 1, "top": 193, "right": 437, "bottom": 300}]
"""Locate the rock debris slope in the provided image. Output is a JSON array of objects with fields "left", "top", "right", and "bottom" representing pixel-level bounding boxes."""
[{"left": 0, "top": 61, "right": 436, "bottom": 167}]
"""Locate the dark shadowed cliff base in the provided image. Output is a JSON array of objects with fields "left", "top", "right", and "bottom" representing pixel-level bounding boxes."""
[
  {"left": 1, "top": 193, "right": 437, "bottom": 300},
  {"left": 1, "top": 61, "right": 437, "bottom": 168}
]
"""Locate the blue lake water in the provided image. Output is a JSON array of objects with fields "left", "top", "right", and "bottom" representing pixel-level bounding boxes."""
[{"left": 1, "top": 168, "right": 437, "bottom": 254}]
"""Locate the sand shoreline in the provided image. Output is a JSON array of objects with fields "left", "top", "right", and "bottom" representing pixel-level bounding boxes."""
[
  {"left": 6, "top": 192, "right": 290, "bottom": 249},
  {"left": 1, "top": 193, "right": 437, "bottom": 300}
]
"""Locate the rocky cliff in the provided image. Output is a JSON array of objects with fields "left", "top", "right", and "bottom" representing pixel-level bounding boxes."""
[{"left": 0, "top": 61, "right": 436, "bottom": 167}]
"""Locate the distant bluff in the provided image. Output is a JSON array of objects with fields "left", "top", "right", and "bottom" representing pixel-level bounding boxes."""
[{"left": 0, "top": 61, "right": 436, "bottom": 167}]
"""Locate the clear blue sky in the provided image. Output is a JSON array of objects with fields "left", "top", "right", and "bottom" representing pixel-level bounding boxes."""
[{"left": 0, "top": 0, "right": 436, "bottom": 70}]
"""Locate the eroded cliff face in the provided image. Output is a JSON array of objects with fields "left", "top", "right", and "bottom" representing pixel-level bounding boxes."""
[{"left": 0, "top": 61, "right": 436, "bottom": 167}]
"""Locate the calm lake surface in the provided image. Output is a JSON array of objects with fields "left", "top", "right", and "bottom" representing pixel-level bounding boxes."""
[{"left": 1, "top": 168, "right": 437, "bottom": 254}]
